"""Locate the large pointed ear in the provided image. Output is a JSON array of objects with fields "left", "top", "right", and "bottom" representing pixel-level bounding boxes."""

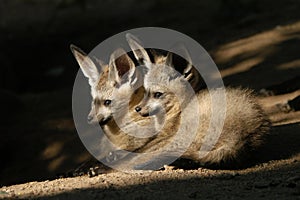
[
  {"left": 126, "top": 33, "right": 151, "bottom": 64},
  {"left": 70, "top": 44, "right": 100, "bottom": 86},
  {"left": 167, "top": 44, "right": 194, "bottom": 81},
  {"left": 168, "top": 44, "right": 205, "bottom": 91},
  {"left": 108, "top": 48, "right": 137, "bottom": 86}
]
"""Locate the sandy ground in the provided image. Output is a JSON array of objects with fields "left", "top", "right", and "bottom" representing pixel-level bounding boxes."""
[{"left": 0, "top": 158, "right": 300, "bottom": 200}]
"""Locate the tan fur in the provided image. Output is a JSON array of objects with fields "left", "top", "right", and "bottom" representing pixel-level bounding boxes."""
[
  {"left": 188, "top": 88, "right": 270, "bottom": 166},
  {"left": 124, "top": 35, "right": 270, "bottom": 167},
  {"left": 137, "top": 61, "right": 270, "bottom": 167}
]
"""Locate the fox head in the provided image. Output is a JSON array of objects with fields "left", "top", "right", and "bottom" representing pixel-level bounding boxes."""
[
  {"left": 125, "top": 34, "right": 194, "bottom": 118},
  {"left": 135, "top": 57, "right": 193, "bottom": 118},
  {"left": 71, "top": 45, "right": 140, "bottom": 126}
]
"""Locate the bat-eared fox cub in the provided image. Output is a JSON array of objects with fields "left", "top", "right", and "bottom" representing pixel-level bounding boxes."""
[{"left": 71, "top": 33, "right": 270, "bottom": 169}]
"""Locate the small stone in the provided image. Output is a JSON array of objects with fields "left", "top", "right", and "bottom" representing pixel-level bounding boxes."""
[{"left": 163, "top": 165, "right": 175, "bottom": 171}]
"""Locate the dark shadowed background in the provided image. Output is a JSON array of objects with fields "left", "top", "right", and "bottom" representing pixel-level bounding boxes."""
[{"left": 1, "top": 0, "right": 300, "bottom": 187}]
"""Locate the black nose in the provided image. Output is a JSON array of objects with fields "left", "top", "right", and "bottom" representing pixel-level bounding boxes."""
[
  {"left": 87, "top": 115, "right": 93, "bottom": 123},
  {"left": 135, "top": 106, "right": 141, "bottom": 112}
]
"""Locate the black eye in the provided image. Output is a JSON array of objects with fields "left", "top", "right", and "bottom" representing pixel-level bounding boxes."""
[
  {"left": 104, "top": 100, "right": 111, "bottom": 106},
  {"left": 154, "top": 92, "right": 163, "bottom": 99}
]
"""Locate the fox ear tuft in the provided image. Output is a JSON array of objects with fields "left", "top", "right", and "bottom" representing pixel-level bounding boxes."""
[
  {"left": 126, "top": 33, "right": 151, "bottom": 64},
  {"left": 109, "top": 48, "right": 136, "bottom": 85},
  {"left": 70, "top": 44, "right": 99, "bottom": 86}
]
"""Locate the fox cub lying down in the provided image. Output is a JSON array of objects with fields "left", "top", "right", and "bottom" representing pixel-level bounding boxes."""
[{"left": 71, "top": 34, "right": 270, "bottom": 169}]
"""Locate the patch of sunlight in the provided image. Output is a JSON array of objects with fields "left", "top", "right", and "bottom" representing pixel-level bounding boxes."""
[
  {"left": 48, "top": 155, "right": 67, "bottom": 172},
  {"left": 42, "top": 141, "right": 64, "bottom": 159},
  {"left": 277, "top": 59, "right": 300, "bottom": 70},
  {"left": 219, "top": 57, "right": 264, "bottom": 78},
  {"left": 213, "top": 21, "right": 300, "bottom": 64}
]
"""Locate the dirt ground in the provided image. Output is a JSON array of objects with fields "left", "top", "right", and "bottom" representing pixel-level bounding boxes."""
[{"left": 1, "top": 0, "right": 300, "bottom": 199}]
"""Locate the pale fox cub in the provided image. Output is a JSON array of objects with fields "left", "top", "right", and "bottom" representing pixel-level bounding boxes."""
[
  {"left": 71, "top": 45, "right": 159, "bottom": 153},
  {"left": 128, "top": 37, "right": 271, "bottom": 168}
]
